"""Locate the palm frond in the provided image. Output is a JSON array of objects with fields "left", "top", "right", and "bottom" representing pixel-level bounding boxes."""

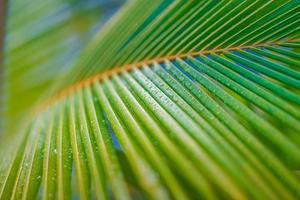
[{"left": 1, "top": 0, "right": 300, "bottom": 199}]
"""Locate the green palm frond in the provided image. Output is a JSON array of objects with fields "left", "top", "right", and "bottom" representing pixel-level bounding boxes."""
[{"left": 1, "top": 0, "right": 300, "bottom": 199}]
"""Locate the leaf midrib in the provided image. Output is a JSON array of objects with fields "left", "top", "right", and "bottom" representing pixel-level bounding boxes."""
[{"left": 33, "top": 38, "right": 300, "bottom": 115}]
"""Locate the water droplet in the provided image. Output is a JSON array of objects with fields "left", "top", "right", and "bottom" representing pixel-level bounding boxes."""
[{"left": 165, "top": 64, "right": 172, "bottom": 70}]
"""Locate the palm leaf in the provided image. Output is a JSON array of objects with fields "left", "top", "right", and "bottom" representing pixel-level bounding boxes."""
[{"left": 1, "top": 0, "right": 300, "bottom": 199}]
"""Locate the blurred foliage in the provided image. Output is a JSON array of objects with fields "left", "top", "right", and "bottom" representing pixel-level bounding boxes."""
[{"left": 1, "top": 0, "right": 124, "bottom": 133}]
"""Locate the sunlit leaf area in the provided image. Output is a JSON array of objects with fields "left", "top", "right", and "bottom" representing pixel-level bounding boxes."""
[{"left": 1, "top": 0, "right": 300, "bottom": 199}]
